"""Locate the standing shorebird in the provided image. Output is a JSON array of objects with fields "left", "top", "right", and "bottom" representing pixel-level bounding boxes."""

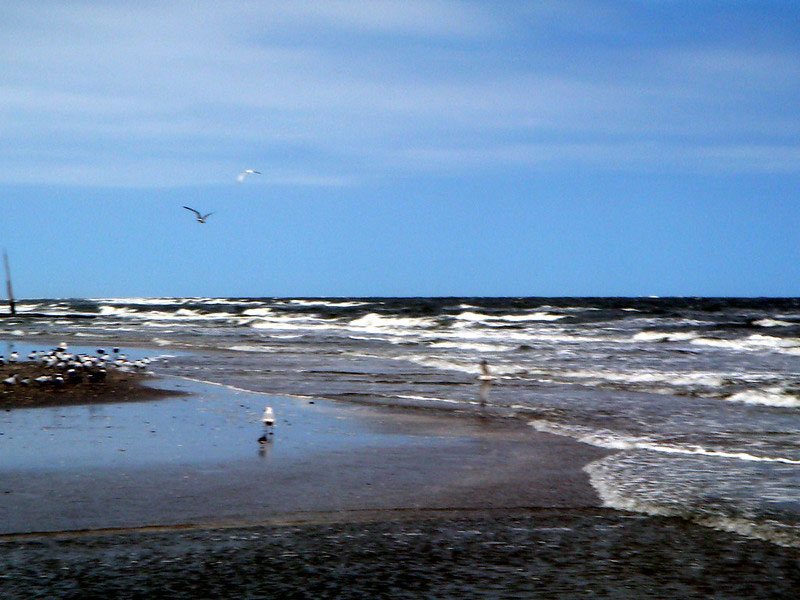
[
  {"left": 261, "top": 406, "right": 275, "bottom": 425},
  {"left": 237, "top": 169, "right": 261, "bottom": 183},
  {"left": 478, "top": 359, "right": 497, "bottom": 382},
  {"left": 183, "top": 206, "right": 214, "bottom": 223},
  {"left": 261, "top": 406, "right": 276, "bottom": 435},
  {"left": 477, "top": 359, "right": 497, "bottom": 406}
]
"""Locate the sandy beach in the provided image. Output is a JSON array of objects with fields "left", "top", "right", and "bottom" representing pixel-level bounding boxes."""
[{"left": 2, "top": 347, "right": 799, "bottom": 598}]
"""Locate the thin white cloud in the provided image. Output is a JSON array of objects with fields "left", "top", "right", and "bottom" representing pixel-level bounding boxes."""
[
  {"left": 0, "top": 1, "right": 798, "bottom": 186},
  {"left": 396, "top": 141, "right": 800, "bottom": 174},
  {"left": 656, "top": 47, "right": 800, "bottom": 91},
  {"left": 246, "top": 0, "right": 499, "bottom": 37}
]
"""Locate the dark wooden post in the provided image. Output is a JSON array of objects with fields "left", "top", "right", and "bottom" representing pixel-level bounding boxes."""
[{"left": 3, "top": 250, "right": 15, "bottom": 316}]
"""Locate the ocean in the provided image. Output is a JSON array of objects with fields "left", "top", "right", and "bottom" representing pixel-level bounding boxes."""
[{"left": 3, "top": 296, "right": 800, "bottom": 548}]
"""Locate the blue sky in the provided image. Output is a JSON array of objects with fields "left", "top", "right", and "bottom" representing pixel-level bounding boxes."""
[{"left": 1, "top": 1, "right": 798, "bottom": 298}]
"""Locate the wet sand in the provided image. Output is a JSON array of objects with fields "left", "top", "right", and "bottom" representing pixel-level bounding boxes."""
[{"left": 1, "top": 375, "right": 608, "bottom": 534}]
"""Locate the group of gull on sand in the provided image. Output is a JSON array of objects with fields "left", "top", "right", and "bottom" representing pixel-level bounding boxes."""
[{"left": 1, "top": 344, "right": 152, "bottom": 388}]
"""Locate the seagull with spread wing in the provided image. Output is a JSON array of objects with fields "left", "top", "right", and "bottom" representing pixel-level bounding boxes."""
[
  {"left": 237, "top": 169, "right": 261, "bottom": 183},
  {"left": 183, "top": 206, "right": 214, "bottom": 223}
]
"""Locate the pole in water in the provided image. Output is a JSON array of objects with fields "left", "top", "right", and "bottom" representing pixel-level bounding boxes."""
[{"left": 3, "top": 250, "right": 15, "bottom": 316}]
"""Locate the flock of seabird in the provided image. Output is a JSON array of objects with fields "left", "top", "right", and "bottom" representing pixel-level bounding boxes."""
[
  {"left": 183, "top": 169, "right": 261, "bottom": 225},
  {"left": 1, "top": 344, "right": 153, "bottom": 388}
]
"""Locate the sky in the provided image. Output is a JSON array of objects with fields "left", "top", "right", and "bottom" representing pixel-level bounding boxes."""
[{"left": 1, "top": 0, "right": 798, "bottom": 298}]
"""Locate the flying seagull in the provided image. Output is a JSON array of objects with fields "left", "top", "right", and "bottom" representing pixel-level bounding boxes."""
[
  {"left": 237, "top": 169, "right": 261, "bottom": 183},
  {"left": 183, "top": 206, "right": 214, "bottom": 223}
]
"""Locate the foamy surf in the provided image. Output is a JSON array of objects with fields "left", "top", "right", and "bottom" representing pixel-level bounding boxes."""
[
  {"left": 726, "top": 388, "right": 800, "bottom": 408},
  {"left": 691, "top": 334, "right": 800, "bottom": 354},
  {"left": 632, "top": 331, "right": 699, "bottom": 343},
  {"left": 584, "top": 457, "right": 800, "bottom": 548},
  {"left": 529, "top": 420, "right": 800, "bottom": 465}
]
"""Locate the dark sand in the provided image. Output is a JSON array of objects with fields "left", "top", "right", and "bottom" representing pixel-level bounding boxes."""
[
  {"left": 2, "top": 365, "right": 799, "bottom": 598},
  {"left": 0, "top": 362, "right": 182, "bottom": 409},
  {"left": 3, "top": 512, "right": 799, "bottom": 599}
]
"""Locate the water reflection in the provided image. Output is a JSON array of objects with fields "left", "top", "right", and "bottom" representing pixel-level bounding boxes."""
[{"left": 0, "top": 377, "right": 425, "bottom": 473}]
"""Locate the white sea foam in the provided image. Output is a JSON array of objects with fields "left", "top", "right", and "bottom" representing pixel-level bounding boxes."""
[
  {"left": 197, "top": 298, "right": 265, "bottom": 306},
  {"left": 530, "top": 420, "right": 800, "bottom": 464},
  {"left": 454, "top": 311, "right": 565, "bottom": 323},
  {"left": 15, "top": 302, "right": 74, "bottom": 315},
  {"left": 98, "top": 305, "right": 138, "bottom": 317},
  {"left": 753, "top": 318, "right": 795, "bottom": 327},
  {"left": 91, "top": 297, "right": 188, "bottom": 305},
  {"left": 433, "top": 326, "right": 620, "bottom": 346},
  {"left": 529, "top": 368, "right": 725, "bottom": 389},
  {"left": 97, "top": 305, "right": 232, "bottom": 322},
  {"left": 287, "top": 299, "right": 371, "bottom": 308},
  {"left": 347, "top": 313, "right": 437, "bottom": 334},
  {"left": 691, "top": 334, "right": 800, "bottom": 354},
  {"left": 584, "top": 459, "right": 800, "bottom": 547},
  {"left": 251, "top": 320, "right": 330, "bottom": 332},
  {"left": 249, "top": 315, "right": 339, "bottom": 332},
  {"left": 504, "top": 312, "right": 567, "bottom": 322},
  {"left": 227, "top": 345, "right": 279, "bottom": 353},
  {"left": 402, "top": 354, "right": 521, "bottom": 377},
  {"left": 397, "top": 394, "right": 469, "bottom": 406},
  {"left": 428, "top": 341, "right": 515, "bottom": 352},
  {"left": 726, "top": 388, "right": 800, "bottom": 408},
  {"left": 632, "top": 331, "right": 699, "bottom": 343},
  {"left": 242, "top": 307, "right": 274, "bottom": 316},
  {"left": 91, "top": 297, "right": 265, "bottom": 307}
]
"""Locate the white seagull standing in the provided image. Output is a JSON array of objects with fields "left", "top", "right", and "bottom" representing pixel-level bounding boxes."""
[
  {"left": 237, "top": 169, "right": 261, "bottom": 183},
  {"left": 183, "top": 206, "right": 214, "bottom": 223},
  {"left": 261, "top": 406, "right": 276, "bottom": 433}
]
